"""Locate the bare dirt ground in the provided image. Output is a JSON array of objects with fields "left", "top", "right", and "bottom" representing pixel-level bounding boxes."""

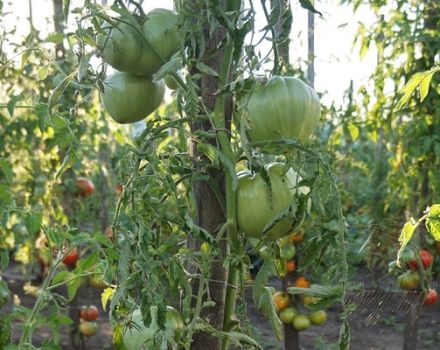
[{"left": 3, "top": 262, "right": 440, "bottom": 350}]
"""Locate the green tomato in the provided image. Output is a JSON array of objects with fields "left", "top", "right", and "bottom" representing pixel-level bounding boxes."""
[
  {"left": 122, "top": 306, "right": 184, "bottom": 350},
  {"left": 281, "top": 244, "right": 296, "bottom": 260},
  {"left": 101, "top": 72, "right": 165, "bottom": 124},
  {"left": 309, "top": 310, "right": 327, "bottom": 326},
  {"left": 292, "top": 314, "right": 311, "bottom": 331},
  {"left": 134, "top": 9, "right": 181, "bottom": 77},
  {"left": 96, "top": 20, "right": 143, "bottom": 73},
  {"left": 236, "top": 163, "right": 309, "bottom": 241},
  {"left": 279, "top": 307, "right": 298, "bottom": 324},
  {"left": 243, "top": 76, "right": 321, "bottom": 145},
  {"left": 397, "top": 271, "right": 420, "bottom": 291},
  {"left": 79, "top": 321, "right": 98, "bottom": 337}
]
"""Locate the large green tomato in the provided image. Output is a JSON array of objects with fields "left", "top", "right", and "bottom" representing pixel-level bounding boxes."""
[
  {"left": 135, "top": 9, "right": 180, "bottom": 77},
  {"left": 236, "top": 163, "right": 309, "bottom": 241},
  {"left": 122, "top": 306, "right": 184, "bottom": 350},
  {"left": 101, "top": 72, "right": 165, "bottom": 124},
  {"left": 243, "top": 76, "right": 321, "bottom": 145},
  {"left": 96, "top": 20, "right": 142, "bottom": 73}
]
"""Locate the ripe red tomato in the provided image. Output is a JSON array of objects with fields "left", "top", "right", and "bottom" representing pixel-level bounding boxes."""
[
  {"left": 406, "top": 250, "right": 433, "bottom": 269},
  {"left": 424, "top": 289, "right": 438, "bottom": 305},
  {"left": 79, "top": 321, "right": 98, "bottom": 337},
  {"left": 62, "top": 248, "right": 79, "bottom": 266},
  {"left": 420, "top": 250, "right": 433, "bottom": 268},
  {"left": 76, "top": 177, "right": 95, "bottom": 197},
  {"left": 80, "top": 305, "right": 99, "bottom": 321}
]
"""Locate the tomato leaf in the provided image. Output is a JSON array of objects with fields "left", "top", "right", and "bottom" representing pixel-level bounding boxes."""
[
  {"left": 258, "top": 287, "right": 283, "bottom": 341},
  {"left": 0, "top": 158, "right": 13, "bottom": 184},
  {"left": 299, "top": 0, "right": 322, "bottom": 15},
  {"left": 153, "top": 53, "right": 183, "bottom": 81},
  {"left": 48, "top": 69, "right": 77, "bottom": 112},
  {"left": 101, "top": 287, "right": 115, "bottom": 311},
  {"left": 51, "top": 271, "right": 70, "bottom": 286},
  {"left": 65, "top": 272, "right": 82, "bottom": 300},
  {"left": 195, "top": 62, "right": 219, "bottom": 78},
  {"left": 426, "top": 204, "right": 440, "bottom": 241},
  {"left": 419, "top": 71, "right": 434, "bottom": 101},
  {"left": 397, "top": 219, "right": 418, "bottom": 266},
  {"left": 252, "top": 259, "right": 275, "bottom": 305}
]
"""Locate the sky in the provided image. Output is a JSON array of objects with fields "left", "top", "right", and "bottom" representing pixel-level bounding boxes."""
[{"left": 2, "top": 0, "right": 377, "bottom": 108}]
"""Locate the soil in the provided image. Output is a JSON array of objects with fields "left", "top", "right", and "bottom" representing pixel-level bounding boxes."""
[{"left": 3, "top": 262, "right": 440, "bottom": 350}]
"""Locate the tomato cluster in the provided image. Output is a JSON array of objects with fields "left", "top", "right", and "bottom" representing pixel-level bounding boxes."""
[
  {"left": 97, "top": 9, "right": 180, "bottom": 124},
  {"left": 391, "top": 248, "right": 438, "bottom": 306},
  {"left": 272, "top": 283, "right": 327, "bottom": 332},
  {"left": 79, "top": 305, "right": 99, "bottom": 337}
]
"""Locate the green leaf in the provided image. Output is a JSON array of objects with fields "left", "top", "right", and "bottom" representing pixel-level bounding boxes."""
[
  {"left": 299, "top": 0, "right": 322, "bottom": 15},
  {"left": 37, "top": 67, "right": 49, "bottom": 81},
  {"left": 397, "top": 219, "right": 418, "bottom": 266},
  {"left": 288, "top": 284, "right": 343, "bottom": 298},
  {"left": 0, "top": 159, "right": 13, "bottom": 184},
  {"left": 426, "top": 204, "right": 440, "bottom": 241},
  {"left": 419, "top": 72, "right": 434, "bottom": 101},
  {"left": 6, "top": 95, "right": 21, "bottom": 117},
  {"left": 48, "top": 69, "right": 77, "bottom": 112},
  {"left": 252, "top": 259, "right": 275, "bottom": 305},
  {"left": 347, "top": 122, "right": 359, "bottom": 141},
  {"left": 63, "top": 0, "right": 71, "bottom": 23},
  {"left": 153, "top": 53, "right": 183, "bottom": 81},
  {"left": 51, "top": 271, "right": 70, "bottom": 286},
  {"left": 195, "top": 62, "right": 219, "bottom": 78},
  {"left": 45, "top": 33, "right": 65, "bottom": 44},
  {"left": 55, "top": 149, "right": 77, "bottom": 180},
  {"left": 25, "top": 211, "right": 42, "bottom": 236},
  {"left": 0, "top": 249, "right": 9, "bottom": 270},
  {"left": 258, "top": 287, "right": 283, "bottom": 341},
  {"left": 66, "top": 272, "right": 82, "bottom": 300}
]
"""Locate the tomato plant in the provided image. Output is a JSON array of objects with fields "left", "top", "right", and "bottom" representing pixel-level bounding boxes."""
[{"left": 101, "top": 72, "right": 165, "bottom": 124}]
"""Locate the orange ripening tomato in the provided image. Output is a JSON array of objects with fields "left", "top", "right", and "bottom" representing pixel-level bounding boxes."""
[
  {"left": 272, "top": 292, "right": 289, "bottom": 311},
  {"left": 285, "top": 260, "right": 296, "bottom": 273},
  {"left": 289, "top": 231, "right": 304, "bottom": 242},
  {"left": 294, "top": 276, "right": 310, "bottom": 288}
]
